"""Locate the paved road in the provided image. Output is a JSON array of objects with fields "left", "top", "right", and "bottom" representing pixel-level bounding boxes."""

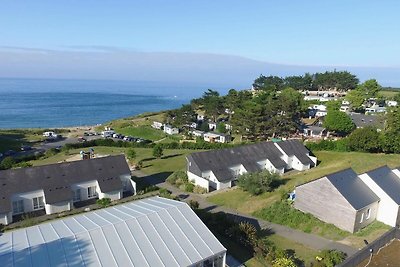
[{"left": 132, "top": 170, "right": 358, "bottom": 256}]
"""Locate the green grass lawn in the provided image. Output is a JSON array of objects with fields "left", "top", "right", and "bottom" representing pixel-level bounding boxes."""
[
  {"left": 30, "top": 146, "right": 195, "bottom": 177},
  {"left": 379, "top": 90, "right": 399, "bottom": 99}
]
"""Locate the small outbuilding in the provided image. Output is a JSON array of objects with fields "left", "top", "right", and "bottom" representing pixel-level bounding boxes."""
[{"left": 295, "top": 168, "right": 380, "bottom": 233}]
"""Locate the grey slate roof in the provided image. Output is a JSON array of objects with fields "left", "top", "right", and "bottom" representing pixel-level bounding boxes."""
[
  {"left": 326, "top": 168, "right": 379, "bottom": 210},
  {"left": 366, "top": 166, "right": 400, "bottom": 205},
  {"left": 187, "top": 140, "right": 312, "bottom": 182},
  {"left": 0, "top": 196, "right": 226, "bottom": 267},
  {"left": 0, "top": 155, "right": 130, "bottom": 213},
  {"left": 349, "top": 113, "right": 385, "bottom": 129},
  {"left": 275, "top": 139, "right": 315, "bottom": 166}
]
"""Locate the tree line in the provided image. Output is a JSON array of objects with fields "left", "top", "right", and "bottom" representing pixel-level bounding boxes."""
[{"left": 253, "top": 70, "right": 359, "bottom": 92}]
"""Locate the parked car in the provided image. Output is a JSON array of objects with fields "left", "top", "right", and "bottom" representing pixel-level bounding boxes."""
[{"left": 78, "top": 137, "right": 87, "bottom": 142}]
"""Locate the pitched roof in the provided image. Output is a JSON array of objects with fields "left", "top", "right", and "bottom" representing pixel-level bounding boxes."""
[
  {"left": 366, "top": 166, "right": 400, "bottom": 205},
  {"left": 349, "top": 113, "right": 384, "bottom": 129},
  {"left": 0, "top": 155, "right": 130, "bottom": 213},
  {"left": 0, "top": 197, "right": 226, "bottom": 267},
  {"left": 326, "top": 168, "right": 379, "bottom": 210},
  {"left": 187, "top": 140, "right": 312, "bottom": 182},
  {"left": 275, "top": 139, "right": 314, "bottom": 166}
]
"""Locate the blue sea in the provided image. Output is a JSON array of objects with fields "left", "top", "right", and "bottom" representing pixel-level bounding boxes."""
[{"left": 0, "top": 78, "right": 222, "bottom": 128}]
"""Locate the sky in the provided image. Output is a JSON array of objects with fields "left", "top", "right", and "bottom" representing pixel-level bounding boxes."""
[{"left": 0, "top": 0, "right": 400, "bottom": 86}]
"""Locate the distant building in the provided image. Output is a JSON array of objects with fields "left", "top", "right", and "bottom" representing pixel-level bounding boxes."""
[
  {"left": 365, "top": 104, "right": 386, "bottom": 114},
  {"left": 203, "top": 132, "right": 231, "bottom": 143},
  {"left": 191, "top": 129, "right": 204, "bottom": 137},
  {"left": 208, "top": 122, "right": 217, "bottom": 131},
  {"left": 308, "top": 104, "right": 327, "bottom": 117},
  {"left": 303, "top": 125, "right": 327, "bottom": 138},
  {"left": 163, "top": 124, "right": 179, "bottom": 135},
  {"left": 0, "top": 196, "right": 227, "bottom": 267},
  {"left": 152, "top": 121, "right": 163, "bottom": 130},
  {"left": 386, "top": 100, "right": 398, "bottom": 107},
  {"left": 187, "top": 140, "right": 316, "bottom": 192},
  {"left": 0, "top": 155, "right": 135, "bottom": 225},
  {"left": 349, "top": 113, "right": 384, "bottom": 129}
]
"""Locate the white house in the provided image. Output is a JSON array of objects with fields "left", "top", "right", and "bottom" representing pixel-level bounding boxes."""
[
  {"left": 42, "top": 131, "right": 58, "bottom": 139},
  {"left": 152, "top": 121, "right": 163, "bottom": 129},
  {"left": 365, "top": 104, "right": 386, "bottom": 114},
  {"left": 0, "top": 155, "right": 135, "bottom": 225},
  {"left": 359, "top": 166, "right": 400, "bottom": 227},
  {"left": 208, "top": 122, "right": 217, "bottom": 131},
  {"left": 203, "top": 132, "right": 231, "bottom": 143},
  {"left": 163, "top": 124, "right": 179, "bottom": 135},
  {"left": 0, "top": 197, "right": 227, "bottom": 267},
  {"left": 191, "top": 129, "right": 204, "bottom": 137},
  {"left": 303, "top": 125, "right": 327, "bottom": 139},
  {"left": 386, "top": 100, "right": 398, "bottom": 107},
  {"left": 186, "top": 140, "right": 316, "bottom": 192}
]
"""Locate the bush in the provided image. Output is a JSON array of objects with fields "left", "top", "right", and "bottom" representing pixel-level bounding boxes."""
[
  {"left": 310, "top": 250, "right": 346, "bottom": 267},
  {"left": 237, "top": 170, "right": 280, "bottom": 195},
  {"left": 0, "top": 156, "right": 15, "bottom": 170},
  {"left": 185, "top": 183, "right": 195, "bottom": 192},
  {"left": 166, "top": 170, "right": 188, "bottom": 185},
  {"left": 152, "top": 145, "right": 163, "bottom": 158},
  {"left": 126, "top": 148, "right": 136, "bottom": 160},
  {"left": 96, "top": 198, "right": 111, "bottom": 208},
  {"left": 193, "top": 185, "right": 207, "bottom": 194},
  {"left": 189, "top": 200, "right": 199, "bottom": 210},
  {"left": 45, "top": 148, "right": 59, "bottom": 158}
]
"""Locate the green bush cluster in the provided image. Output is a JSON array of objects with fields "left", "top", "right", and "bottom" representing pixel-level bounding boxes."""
[
  {"left": 310, "top": 250, "right": 346, "bottom": 267},
  {"left": 237, "top": 170, "right": 281, "bottom": 195},
  {"left": 166, "top": 170, "right": 198, "bottom": 193},
  {"left": 96, "top": 198, "right": 111, "bottom": 208}
]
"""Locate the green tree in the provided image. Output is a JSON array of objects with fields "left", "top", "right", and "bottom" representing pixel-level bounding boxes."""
[
  {"left": 358, "top": 79, "right": 382, "bottom": 98},
  {"left": 323, "top": 110, "right": 355, "bottom": 135},
  {"left": 0, "top": 156, "right": 15, "bottom": 170},
  {"left": 346, "top": 89, "right": 365, "bottom": 110},
  {"left": 253, "top": 75, "right": 284, "bottom": 93},
  {"left": 347, "top": 126, "right": 381, "bottom": 152},
  {"left": 126, "top": 148, "right": 136, "bottom": 160},
  {"left": 382, "top": 106, "right": 400, "bottom": 153},
  {"left": 216, "top": 123, "right": 227, "bottom": 133},
  {"left": 152, "top": 144, "right": 164, "bottom": 158}
]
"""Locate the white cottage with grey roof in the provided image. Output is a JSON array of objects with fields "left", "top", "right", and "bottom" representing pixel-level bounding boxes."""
[
  {"left": 186, "top": 140, "right": 316, "bottom": 192},
  {"left": 0, "top": 155, "right": 135, "bottom": 225},
  {"left": 0, "top": 197, "right": 226, "bottom": 267},
  {"left": 359, "top": 166, "right": 400, "bottom": 227},
  {"left": 295, "top": 168, "right": 380, "bottom": 233}
]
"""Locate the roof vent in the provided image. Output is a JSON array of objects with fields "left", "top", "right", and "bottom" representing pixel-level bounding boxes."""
[
  {"left": 2, "top": 183, "right": 6, "bottom": 186},
  {"left": 47, "top": 176, "right": 51, "bottom": 179}
]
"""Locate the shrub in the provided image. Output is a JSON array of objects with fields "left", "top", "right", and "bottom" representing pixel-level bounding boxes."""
[
  {"left": 0, "top": 156, "right": 15, "bottom": 170},
  {"left": 166, "top": 170, "right": 188, "bottom": 185},
  {"left": 311, "top": 250, "right": 346, "bottom": 267},
  {"left": 188, "top": 200, "right": 199, "bottom": 210},
  {"left": 96, "top": 198, "right": 111, "bottom": 208},
  {"left": 45, "top": 148, "right": 59, "bottom": 158},
  {"left": 152, "top": 144, "right": 163, "bottom": 158},
  {"left": 237, "top": 170, "right": 280, "bottom": 195},
  {"left": 126, "top": 148, "right": 136, "bottom": 160},
  {"left": 185, "top": 183, "right": 195, "bottom": 192},
  {"left": 193, "top": 185, "right": 207, "bottom": 194}
]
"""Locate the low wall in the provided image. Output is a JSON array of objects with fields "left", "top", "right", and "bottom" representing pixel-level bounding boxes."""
[{"left": 338, "top": 227, "right": 400, "bottom": 267}]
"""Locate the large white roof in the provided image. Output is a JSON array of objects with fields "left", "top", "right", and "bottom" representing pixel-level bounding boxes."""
[{"left": 0, "top": 197, "right": 226, "bottom": 267}]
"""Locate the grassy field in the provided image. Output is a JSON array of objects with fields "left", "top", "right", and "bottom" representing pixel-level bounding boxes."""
[
  {"left": 379, "top": 89, "right": 399, "bottom": 99},
  {"left": 0, "top": 130, "right": 45, "bottom": 152},
  {"left": 29, "top": 146, "right": 194, "bottom": 176},
  {"left": 115, "top": 125, "right": 167, "bottom": 141}
]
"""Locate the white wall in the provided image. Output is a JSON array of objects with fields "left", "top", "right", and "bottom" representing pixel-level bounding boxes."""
[
  {"left": 291, "top": 156, "right": 310, "bottom": 171},
  {"left": 0, "top": 212, "right": 12, "bottom": 225},
  {"left": 71, "top": 180, "right": 99, "bottom": 201},
  {"left": 359, "top": 173, "right": 399, "bottom": 227},
  {"left": 120, "top": 174, "right": 136, "bottom": 194},
  {"left": 11, "top": 189, "right": 45, "bottom": 215},
  {"left": 100, "top": 190, "right": 122, "bottom": 201},
  {"left": 188, "top": 171, "right": 209, "bottom": 192},
  {"left": 45, "top": 201, "right": 71, "bottom": 215}
]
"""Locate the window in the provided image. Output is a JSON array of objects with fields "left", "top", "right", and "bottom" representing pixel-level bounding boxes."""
[
  {"left": 360, "top": 213, "right": 364, "bottom": 223},
  {"left": 12, "top": 200, "right": 24, "bottom": 214},
  {"left": 366, "top": 208, "right": 371, "bottom": 219},
  {"left": 73, "top": 189, "right": 81, "bottom": 202},
  {"left": 87, "top": 186, "right": 97, "bottom": 198},
  {"left": 33, "top": 196, "right": 44, "bottom": 210}
]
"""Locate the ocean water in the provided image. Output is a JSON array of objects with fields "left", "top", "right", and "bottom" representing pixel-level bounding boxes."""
[{"left": 0, "top": 78, "right": 215, "bottom": 128}]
